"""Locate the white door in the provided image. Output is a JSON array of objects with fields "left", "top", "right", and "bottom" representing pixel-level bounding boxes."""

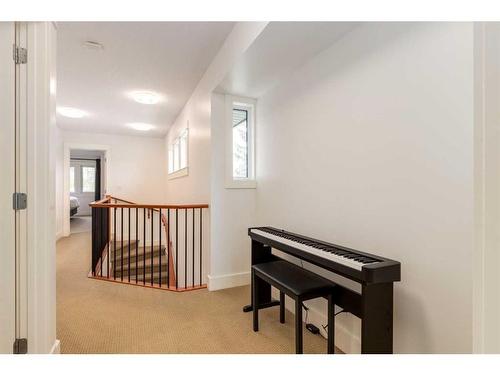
[{"left": 0, "top": 22, "right": 16, "bottom": 353}]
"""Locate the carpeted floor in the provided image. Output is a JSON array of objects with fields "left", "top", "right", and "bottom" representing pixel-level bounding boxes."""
[
  {"left": 70, "top": 216, "right": 92, "bottom": 234},
  {"left": 56, "top": 232, "right": 338, "bottom": 354}
]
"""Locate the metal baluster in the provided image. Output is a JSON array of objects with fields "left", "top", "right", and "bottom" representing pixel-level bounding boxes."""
[
  {"left": 151, "top": 209, "right": 154, "bottom": 286},
  {"left": 121, "top": 207, "right": 123, "bottom": 281},
  {"left": 167, "top": 209, "right": 170, "bottom": 289},
  {"left": 200, "top": 208, "right": 203, "bottom": 286},
  {"left": 113, "top": 207, "right": 117, "bottom": 280},
  {"left": 192, "top": 208, "right": 195, "bottom": 288},
  {"left": 159, "top": 208, "right": 162, "bottom": 288},
  {"left": 107, "top": 207, "right": 110, "bottom": 279},
  {"left": 185, "top": 208, "right": 187, "bottom": 289},
  {"left": 176, "top": 209, "right": 178, "bottom": 290},
  {"left": 143, "top": 208, "right": 146, "bottom": 285},
  {"left": 135, "top": 207, "right": 138, "bottom": 283},
  {"left": 128, "top": 208, "right": 131, "bottom": 282},
  {"left": 98, "top": 209, "right": 102, "bottom": 276}
]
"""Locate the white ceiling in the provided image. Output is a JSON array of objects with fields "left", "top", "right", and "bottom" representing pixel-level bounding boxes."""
[
  {"left": 57, "top": 22, "right": 235, "bottom": 137},
  {"left": 216, "top": 22, "right": 360, "bottom": 98}
]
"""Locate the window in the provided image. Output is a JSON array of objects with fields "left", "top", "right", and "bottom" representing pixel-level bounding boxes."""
[
  {"left": 168, "top": 127, "right": 189, "bottom": 178},
  {"left": 232, "top": 108, "right": 248, "bottom": 179},
  {"left": 70, "top": 160, "right": 97, "bottom": 194},
  {"left": 82, "top": 166, "right": 96, "bottom": 193},
  {"left": 225, "top": 96, "right": 256, "bottom": 188}
]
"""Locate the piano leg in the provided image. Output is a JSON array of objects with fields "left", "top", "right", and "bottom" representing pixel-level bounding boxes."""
[
  {"left": 243, "top": 239, "right": 280, "bottom": 312},
  {"left": 361, "top": 282, "right": 394, "bottom": 354}
]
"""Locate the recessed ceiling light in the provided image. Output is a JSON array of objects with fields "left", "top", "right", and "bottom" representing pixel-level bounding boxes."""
[
  {"left": 127, "top": 122, "right": 155, "bottom": 131},
  {"left": 57, "top": 106, "right": 87, "bottom": 119},
  {"left": 129, "top": 91, "right": 162, "bottom": 105}
]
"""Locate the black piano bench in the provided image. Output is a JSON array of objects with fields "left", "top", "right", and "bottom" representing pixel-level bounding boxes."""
[{"left": 251, "top": 260, "right": 336, "bottom": 354}]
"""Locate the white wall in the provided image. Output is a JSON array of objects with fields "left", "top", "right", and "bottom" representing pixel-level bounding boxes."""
[
  {"left": 28, "top": 21, "right": 58, "bottom": 353},
  {"left": 165, "top": 22, "right": 268, "bottom": 205},
  {"left": 255, "top": 23, "right": 474, "bottom": 353},
  {"left": 163, "top": 22, "right": 268, "bottom": 286},
  {"left": 55, "top": 130, "right": 167, "bottom": 237},
  {"left": 208, "top": 93, "right": 258, "bottom": 289}
]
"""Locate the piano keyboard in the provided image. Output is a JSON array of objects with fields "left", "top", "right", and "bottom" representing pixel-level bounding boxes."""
[{"left": 250, "top": 227, "right": 380, "bottom": 271}]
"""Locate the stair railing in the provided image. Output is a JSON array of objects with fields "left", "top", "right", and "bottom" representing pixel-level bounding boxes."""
[{"left": 89, "top": 195, "right": 209, "bottom": 291}]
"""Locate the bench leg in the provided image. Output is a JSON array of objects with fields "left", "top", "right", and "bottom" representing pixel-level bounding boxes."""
[
  {"left": 295, "top": 299, "right": 303, "bottom": 354},
  {"left": 252, "top": 270, "right": 259, "bottom": 332},
  {"left": 328, "top": 294, "right": 335, "bottom": 354},
  {"left": 279, "top": 291, "right": 285, "bottom": 324}
]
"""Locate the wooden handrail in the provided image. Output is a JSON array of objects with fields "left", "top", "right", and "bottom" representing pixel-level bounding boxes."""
[
  {"left": 90, "top": 203, "right": 209, "bottom": 209},
  {"left": 89, "top": 195, "right": 208, "bottom": 209}
]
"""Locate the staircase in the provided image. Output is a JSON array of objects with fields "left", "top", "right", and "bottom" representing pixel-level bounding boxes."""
[
  {"left": 110, "top": 240, "right": 174, "bottom": 285},
  {"left": 90, "top": 195, "right": 208, "bottom": 292}
]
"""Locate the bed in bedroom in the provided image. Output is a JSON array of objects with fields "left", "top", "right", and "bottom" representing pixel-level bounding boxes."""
[{"left": 70, "top": 196, "right": 80, "bottom": 217}]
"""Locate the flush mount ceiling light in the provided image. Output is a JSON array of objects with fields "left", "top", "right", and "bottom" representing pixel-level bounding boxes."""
[
  {"left": 83, "top": 40, "right": 104, "bottom": 51},
  {"left": 127, "top": 122, "right": 155, "bottom": 131},
  {"left": 57, "top": 106, "right": 87, "bottom": 119},
  {"left": 129, "top": 90, "right": 163, "bottom": 105}
]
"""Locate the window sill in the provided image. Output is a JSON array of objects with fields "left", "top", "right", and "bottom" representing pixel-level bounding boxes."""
[
  {"left": 225, "top": 179, "right": 257, "bottom": 189},
  {"left": 168, "top": 167, "right": 188, "bottom": 180}
]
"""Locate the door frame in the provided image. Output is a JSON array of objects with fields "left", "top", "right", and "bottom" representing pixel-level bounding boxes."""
[
  {"left": 0, "top": 21, "right": 17, "bottom": 354},
  {"left": 473, "top": 22, "right": 500, "bottom": 354},
  {"left": 63, "top": 143, "right": 110, "bottom": 237}
]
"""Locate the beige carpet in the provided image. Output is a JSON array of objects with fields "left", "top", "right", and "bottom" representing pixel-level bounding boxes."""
[
  {"left": 70, "top": 216, "right": 91, "bottom": 234},
  {"left": 57, "top": 232, "right": 339, "bottom": 354}
]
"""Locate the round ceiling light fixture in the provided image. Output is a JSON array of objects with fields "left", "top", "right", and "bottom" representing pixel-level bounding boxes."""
[
  {"left": 57, "top": 106, "right": 87, "bottom": 119},
  {"left": 127, "top": 122, "right": 155, "bottom": 131},
  {"left": 129, "top": 90, "right": 163, "bottom": 105},
  {"left": 83, "top": 40, "right": 104, "bottom": 51}
]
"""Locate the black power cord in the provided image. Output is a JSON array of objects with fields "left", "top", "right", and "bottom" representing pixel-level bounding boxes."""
[{"left": 322, "top": 309, "right": 348, "bottom": 332}]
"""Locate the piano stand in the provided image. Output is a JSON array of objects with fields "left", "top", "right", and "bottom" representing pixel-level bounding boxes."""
[{"left": 245, "top": 238, "right": 395, "bottom": 354}]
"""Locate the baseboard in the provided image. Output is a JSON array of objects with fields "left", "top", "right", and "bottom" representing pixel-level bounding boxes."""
[
  {"left": 207, "top": 271, "right": 250, "bottom": 291},
  {"left": 50, "top": 339, "right": 61, "bottom": 354}
]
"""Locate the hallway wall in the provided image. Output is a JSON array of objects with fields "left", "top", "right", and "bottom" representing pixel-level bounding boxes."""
[
  {"left": 255, "top": 23, "right": 474, "bottom": 353},
  {"left": 55, "top": 130, "right": 167, "bottom": 238}
]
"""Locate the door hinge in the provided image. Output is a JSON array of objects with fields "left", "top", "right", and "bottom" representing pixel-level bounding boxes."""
[
  {"left": 13, "top": 192, "right": 27, "bottom": 210},
  {"left": 13, "top": 338, "right": 28, "bottom": 354},
  {"left": 13, "top": 44, "right": 27, "bottom": 64}
]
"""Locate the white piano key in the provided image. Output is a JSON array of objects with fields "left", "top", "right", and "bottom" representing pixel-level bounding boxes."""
[{"left": 250, "top": 228, "right": 376, "bottom": 271}]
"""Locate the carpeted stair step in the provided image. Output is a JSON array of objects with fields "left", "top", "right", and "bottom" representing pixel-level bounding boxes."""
[
  {"left": 109, "top": 240, "right": 139, "bottom": 253},
  {"left": 111, "top": 244, "right": 165, "bottom": 264},
  {"left": 114, "top": 258, "right": 168, "bottom": 277},
  {"left": 122, "top": 271, "right": 169, "bottom": 285}
]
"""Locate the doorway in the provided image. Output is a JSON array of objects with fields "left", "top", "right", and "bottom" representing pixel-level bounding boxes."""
[
  {"left": 69, "top": 149, "right": 106, "bottom": 234},
  {"left": 63, "top": 143, "right": 109, "bottom": 237}
]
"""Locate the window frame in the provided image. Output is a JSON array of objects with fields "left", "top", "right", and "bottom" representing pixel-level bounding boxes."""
[
  {"left": 225, "top": 95, "right": 256, "bottom": 189},
  {"left": 168, "top": 126, "right": 189, "bottom": 180}
]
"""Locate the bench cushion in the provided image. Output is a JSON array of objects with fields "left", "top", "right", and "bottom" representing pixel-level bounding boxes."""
[{"left": 252, "top": 260, "right": 335, "bottom": 297}]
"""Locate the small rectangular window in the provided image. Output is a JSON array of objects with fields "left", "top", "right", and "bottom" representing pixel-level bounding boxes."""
[
  {"left": 232, "top": 108, "right": 248, "bottom": 179},
  {"left": 180, "top": 130, "right": 188, "bottom": 170},
  {"left": 168, "top": 127, "right": 189, "bottom": 178},
  {"left": 82, "top": 166, "right": 96, "bottom": 193},
  {"left": 225, "top": 96, "right": 256, "bottom": 189},
  {"left": 173, "top": 139, "right": 180, "bottom": 172}
]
